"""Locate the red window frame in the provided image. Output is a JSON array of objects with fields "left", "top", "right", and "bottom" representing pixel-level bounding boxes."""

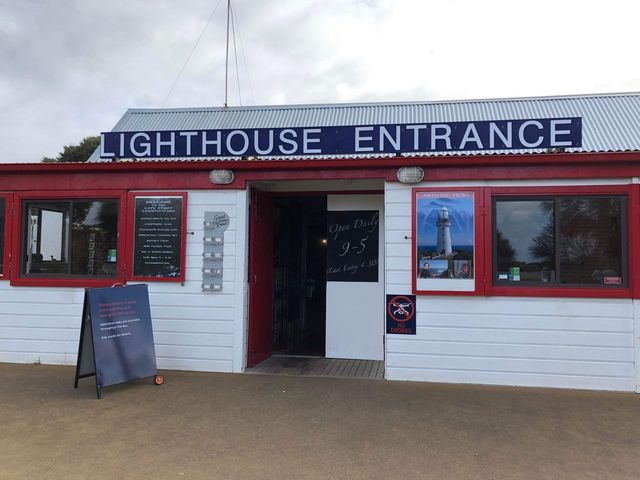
[
  {"left": 484, "top": 185, "right": 634, "bottom": 299},
  {"left": 0, "top": 193, "right": 13, "bottom": 280},
  {"left": 10, "top": 190, "right": 128, "bottom": 288},
  {"left": 125, "top": 191, "right": 188, "bottom": 283},
  {"left": 412, "top": 187, "right": 486, "bottom": 296}
]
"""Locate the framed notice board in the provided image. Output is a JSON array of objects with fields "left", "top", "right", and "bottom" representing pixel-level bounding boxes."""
[{"left": 127, "top": 192, "right": 187, "bottom": 282}]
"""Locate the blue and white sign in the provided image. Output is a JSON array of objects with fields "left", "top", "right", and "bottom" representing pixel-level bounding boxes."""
[
  {"left": 87, "top": 284, "right": 157, "bottom": 388},
  {"left": 100, "top": 117, "right": 582, "bottom": 158}
]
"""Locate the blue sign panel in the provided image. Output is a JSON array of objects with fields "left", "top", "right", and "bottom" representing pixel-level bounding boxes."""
[
  {"left": 100, "top": 117, "right": 582, "bottom": 158},
  {"left": 86, "top": 284, "right": 157, "bottom": 389},
  {"left": 386, "top": 294, "right": 416, "bottom": 335}
]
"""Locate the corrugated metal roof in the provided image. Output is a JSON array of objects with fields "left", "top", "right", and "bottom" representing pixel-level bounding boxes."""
[{"left": 90, "top": 92, "right": 640, "bottom": 162}]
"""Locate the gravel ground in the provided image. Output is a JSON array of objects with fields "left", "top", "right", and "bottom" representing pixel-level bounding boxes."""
[{"left": 1, "top": 363, "right": 639, "bottom": 480}]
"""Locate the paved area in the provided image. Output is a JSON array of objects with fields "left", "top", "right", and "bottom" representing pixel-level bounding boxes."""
[{"left": 1, "top": 363, "right": 639, "bottom": 480}]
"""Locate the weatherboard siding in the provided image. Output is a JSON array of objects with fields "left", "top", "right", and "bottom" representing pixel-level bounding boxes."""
[
  {"left": 384, "top": 180, "right": 637, "bottom": 392},
  {"left": 0, "top": 189, "right": 248, "bottom": 374}
]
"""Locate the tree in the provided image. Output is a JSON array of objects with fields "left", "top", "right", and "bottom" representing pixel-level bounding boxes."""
[
  {"left": 41, "top": 136, "right": 100, "bottom": 163},
  {"left": 495, "top": 230, "right": 516, "bottom": 267}
]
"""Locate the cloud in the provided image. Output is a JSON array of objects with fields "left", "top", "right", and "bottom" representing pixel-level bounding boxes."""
[{"left": 1, "top": 0, "right": 639, "bottom": 162}]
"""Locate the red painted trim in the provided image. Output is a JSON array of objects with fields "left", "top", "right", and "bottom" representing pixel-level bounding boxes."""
[
  {"left": 412, "top": 187, "right": 485, "bottom": 296},
  {"left": 411, "top": 189, "right": 417, "bottom": 295},
  {"left": 483, "top": 187, "right": 492, "bottom": 298},
  {"left": 630, "top": 185, "right": 640, "bottom": 299},
  {"left": 0, "top": 168, "right": 394, "bottom": 192},
  {"left": 10, "top": 190, "right": 127, "bottom": 288},
  {"left": 219, "top": 168, "right": 395, "bottom": 189},
  {"left": 272, "top": 190, "right": 384, "bottom": 197},
  {"left": 411, "top": 185, "right": 640, "bottom": 298},
  {"left": 484, "top": 185, "right": 632, "bottom": 299},
  {"left": 126, "top": 192, "right": 188, "bottom": 283},
  {"left": 11, "top": 190, "right": 127, "bottom": 199},
  {"left": 3, "top": 153, "right": 640, "bottom": 193},
  {"left": 0, "top": 151, "right": 639, "bottom": 174},
  {"left": 247, "top": 188, "right": 274, "bottom": 367},
  {"left": 10, "top": 277, "right": 126, "bottom": 288},
  {"left": 487, "top": 184, "right": 631, "bottom": 196},
  {"left": 487, "top": 286, "right": 631, "bottom": 299},
  {"left": 0, "top": 193, "right": 13, "bottom": 280},
  {"left": 423, "top": 164, "right": 640, "bottom": 182}
]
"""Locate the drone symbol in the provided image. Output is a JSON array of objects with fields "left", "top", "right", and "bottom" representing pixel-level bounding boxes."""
[{"left": 392, "top": 303, "right": 411, "bottom": 316}]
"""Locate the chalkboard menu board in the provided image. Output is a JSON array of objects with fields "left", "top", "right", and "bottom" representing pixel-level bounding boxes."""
[
  {"left": 326, "top": 210, "right": 379, "bottom": 282},
  {"left": 132, "top": 195, "right": 185, "bottom": 279}
]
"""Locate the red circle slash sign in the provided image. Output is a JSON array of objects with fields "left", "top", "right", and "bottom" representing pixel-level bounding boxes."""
[{"left": 387, "top": 295, "right": 416, "bottom": 324}]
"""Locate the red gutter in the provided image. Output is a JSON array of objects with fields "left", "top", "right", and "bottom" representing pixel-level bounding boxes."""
[{"left": 0, "top": 151, "right": 639, "bottom": 173}]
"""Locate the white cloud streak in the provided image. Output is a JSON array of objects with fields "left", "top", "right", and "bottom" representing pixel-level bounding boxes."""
[{"left": 1, "top": 0, "right": 639, "bottom": 162}]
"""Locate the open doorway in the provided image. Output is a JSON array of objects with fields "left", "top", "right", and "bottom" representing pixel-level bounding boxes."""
[
  {"left": 247, "top": 185, "right": 385, "bottom": 373},
  {"left": 272, "top": 195, "right": 327, "bottom": 356}
]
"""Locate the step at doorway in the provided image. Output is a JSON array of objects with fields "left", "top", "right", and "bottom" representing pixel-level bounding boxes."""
[{"left": 246, "top": 356, "right": 384, "bottom": 380}]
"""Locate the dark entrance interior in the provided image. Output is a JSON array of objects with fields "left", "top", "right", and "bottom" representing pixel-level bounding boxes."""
[{"left": 272, "top": 195, "right": 327, "bottom": 356}]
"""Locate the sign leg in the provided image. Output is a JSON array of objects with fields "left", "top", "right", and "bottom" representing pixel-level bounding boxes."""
[{"left": 74, "top": 291, "right": 89, "bottom": 389}]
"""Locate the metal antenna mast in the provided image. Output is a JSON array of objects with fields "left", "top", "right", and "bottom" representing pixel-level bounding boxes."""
[{"left": 224, "top": 0, "right": 231, "bottom": 108}]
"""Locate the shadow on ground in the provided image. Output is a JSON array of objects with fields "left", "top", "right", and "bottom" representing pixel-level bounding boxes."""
[{"left": 1, "top": 363, "right": 639, "bottom": 480}]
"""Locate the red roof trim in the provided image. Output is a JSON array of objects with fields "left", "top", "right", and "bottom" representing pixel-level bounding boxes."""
[{"left": 1, "top": 151, "right": 640, "bottom": 173}]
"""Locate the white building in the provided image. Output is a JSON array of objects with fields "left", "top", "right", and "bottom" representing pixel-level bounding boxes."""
[{"left": 1, "top": 92, "right": 640, "bottom": 393}]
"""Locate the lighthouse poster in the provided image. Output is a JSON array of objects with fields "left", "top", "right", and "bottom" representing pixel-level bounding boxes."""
[{"left": 415, "top": 191, "right": 475, "bottom": 292}]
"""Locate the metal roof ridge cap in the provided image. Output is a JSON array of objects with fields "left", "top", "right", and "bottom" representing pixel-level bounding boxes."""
[{"left": 122, "top": 91, "right": 640, "bottom": 115}]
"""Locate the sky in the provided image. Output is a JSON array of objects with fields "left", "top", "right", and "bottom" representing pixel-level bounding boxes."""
[
  {"left": 1, "top": 0, "right": 639, "bottom": 163},
  {"left": 417, "top": 195, "right": 474, "bottom": 247}
]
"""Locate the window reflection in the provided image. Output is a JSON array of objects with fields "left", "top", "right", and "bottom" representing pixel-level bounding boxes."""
[
  {"left": 494, "top": 196, "right": 625, "bottom": 286},
  {"left": 495, "top": 200, "right": 555, "bottom": 282},
  {"left": 70, "top": 201, "right": 119, "bottom": 276},
  {"left": 24, "top": 200, "right": 118, "bottom": 277},
  {"left": 557, "top": 198, "right": 622, "bottom": 285}
]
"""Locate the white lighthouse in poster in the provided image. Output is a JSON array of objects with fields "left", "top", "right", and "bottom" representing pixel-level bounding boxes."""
[{"left": 436, "top": 207, "right": 453, "bottom": 256}]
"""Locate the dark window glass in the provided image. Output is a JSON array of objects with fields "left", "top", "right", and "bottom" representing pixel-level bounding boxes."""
[
  {"left": 494, "top": 196, "right": 626, "bottom": 287},
  {"left": 0, "top": 198, "right": 5, "bottom": 274},
  {"left": 496, "top": 200, "right": 555, "bottom": 282},
  {"left": 23, "top": 200, "right": 119, "bottom": 277},
  {"left": 557, "top": 198, "right": 623, "bottom": 285}
]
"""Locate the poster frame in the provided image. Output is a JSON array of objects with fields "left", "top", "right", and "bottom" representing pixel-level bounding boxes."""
[
  {"left": 126, "top": 191, "right": 188, "bottom": 282},
  {"left": 412, "top": 187, "right": 484, "bottom": 296}
]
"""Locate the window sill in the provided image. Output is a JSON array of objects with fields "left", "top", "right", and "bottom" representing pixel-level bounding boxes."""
[
  {"left": 487, "top": 285, "right": 631, "bottom": 299},
  {"left": 10, "top": 277, "right": 124, "bottom": 288}
]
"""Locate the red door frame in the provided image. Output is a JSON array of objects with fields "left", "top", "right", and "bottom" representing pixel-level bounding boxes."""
[{"left": 246, "top": 188, "right": 274, "bottom": 367}]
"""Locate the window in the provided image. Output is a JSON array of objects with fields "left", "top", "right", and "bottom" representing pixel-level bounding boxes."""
[
  {"left": 22, "top": 199, "right": 120, "bottom": 278},
  {"left": 493, "top": 195, "right": 626, "bottom": 287}
]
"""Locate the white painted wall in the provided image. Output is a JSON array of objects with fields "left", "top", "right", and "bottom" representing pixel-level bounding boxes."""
[
  {"left": 385, "top": 180, "right": 638, "bottom": 392},
  {"left": 0, "top": 189, "right": 249, "bottom": 374},
  {"left": 2, "top": 179, "right": 638, "bottom": 393},
  {"left": 326, "top": 194, "right": 384, "bottom": 360}
]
